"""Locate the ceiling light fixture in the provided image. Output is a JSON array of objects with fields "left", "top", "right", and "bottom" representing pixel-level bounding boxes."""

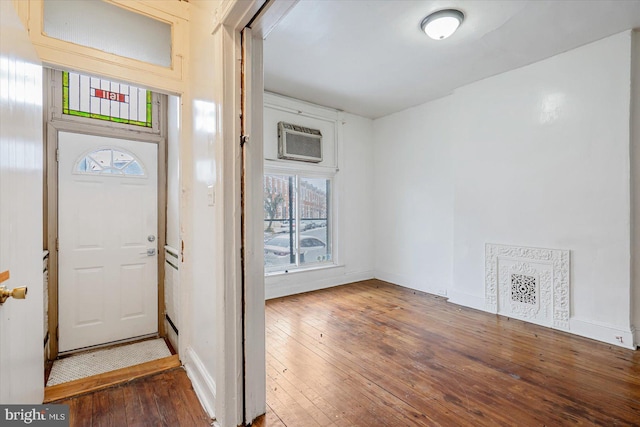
[{"left": 421, "top": 9, "right": 464, "bottom": 40}]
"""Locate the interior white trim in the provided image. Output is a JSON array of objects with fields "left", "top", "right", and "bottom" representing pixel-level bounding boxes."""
[
  {"left": 375, "top": 271, "right": 487, "bottom": 312},
  {"left": 569, "top": 318, "right": 636, "bottom": 350},
  {"left": 373, "top": 270, "right": 408, "bottom": 287},
  {"left": 266, "top": 269, "right": 373, "bottom": 300},
  {"left": 374, "top": 270, "right": 448, "bottom": 299},
  {"left": 264, "top": 158, "right": 338, "bottom": 174},
  {"left": 264, "top": 92, "right": 340, "bottom": 121},
  {"left": 446, "top": 289, "right": 487, "bottom": 312},
  {"left": 183, "top": 346, "right": 216, "bottom": 418}
]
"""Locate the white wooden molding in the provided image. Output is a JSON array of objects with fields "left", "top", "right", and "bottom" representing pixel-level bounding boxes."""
[
  {"left": 569, "top": 318, "right": 635, "bottom": 350},
  {"left": 485, "top": 243, "right": 570, "bottom": 330},
  {"left": 183, "top": 346, "right": 216, "bottom": 418}
]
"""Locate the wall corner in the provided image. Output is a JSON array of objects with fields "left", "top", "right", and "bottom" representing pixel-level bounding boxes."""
[{"left": 630, "top": 29, "right": 640, "bottom": 348}]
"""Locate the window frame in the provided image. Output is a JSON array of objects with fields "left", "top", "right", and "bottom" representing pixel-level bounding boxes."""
[
  {"left": 264, "top": 167, "right": 336, "bottom": 275},
  {"left": 50, "top": 69, "right": 162, "bottom": 135}
]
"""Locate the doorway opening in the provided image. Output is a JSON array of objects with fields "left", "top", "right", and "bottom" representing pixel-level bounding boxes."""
[{"left": 43, "top": 68, "right": 181, "bottom": 397}]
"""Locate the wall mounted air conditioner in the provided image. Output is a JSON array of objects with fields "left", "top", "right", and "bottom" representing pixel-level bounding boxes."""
[{"left": 278, "top": 121, "right": 323, "bottom": 163}]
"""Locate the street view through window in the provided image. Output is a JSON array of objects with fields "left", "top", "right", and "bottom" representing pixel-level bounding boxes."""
[{"left": 264, "top": 174, "right": 331, "bottom": 272}]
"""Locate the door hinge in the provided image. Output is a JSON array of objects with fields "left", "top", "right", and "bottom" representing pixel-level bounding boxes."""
[
  {"left": 55, "top": 238, "right": 59, "bottom": 251},
  {"left": 240, "top": 134, "right": 249, "bottom": 147},
  {"left": 55, "top": 148, "right": 60, "bottom": 162}
]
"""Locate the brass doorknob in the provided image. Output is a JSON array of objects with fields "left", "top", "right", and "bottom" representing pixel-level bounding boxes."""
[{"left": 0, "top": 286, "right": 27, "bottom": 305}]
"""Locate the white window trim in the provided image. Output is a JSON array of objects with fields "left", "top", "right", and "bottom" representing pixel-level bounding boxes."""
[
  {"left": 264, "top": 166, "right": 338, "bottom": 275},
  {"left": 265, "top": 263, "right": 346, "bottom": 278}
]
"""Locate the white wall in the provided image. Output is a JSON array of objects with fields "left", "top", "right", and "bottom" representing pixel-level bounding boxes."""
[
  {"left": 264, "top": 93, "right": 375, "bottom": 298},
  {"left": 0, "top": 0, "right": 44, "bottom": 403},
  {"left": 179, "top": 0, "right": 219, "bottom": 418},
  {"left": 373, "top": 31, "right": 635, "bottom": 348},
  {"left": 373, "top": 96, "right": 454, "bottom": 296},
  {"left": 632, "top": 30, "right": 640, "bottom": 346}
]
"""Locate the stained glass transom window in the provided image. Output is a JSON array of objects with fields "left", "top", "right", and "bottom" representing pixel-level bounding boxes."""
[
  {"left": 75, "top": 148, "right": 146, "bottom": 177},
  {"left": 63, "top": 71, "right": 152, "bottom": 127}
]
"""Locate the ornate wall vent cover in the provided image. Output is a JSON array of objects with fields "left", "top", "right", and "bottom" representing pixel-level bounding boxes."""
[{"left": 485, "top": 244, "right": 570, "bottom": 330}]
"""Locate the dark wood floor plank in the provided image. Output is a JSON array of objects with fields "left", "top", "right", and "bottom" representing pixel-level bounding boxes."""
[
  {"left": 91, "top": 386, "right": 126, "bottom": 427},
  {"left": 172, "top": 367, "right": 213, "bottom": 426},
  {"left": 266, "top": 280, "right": 640, "bottom": 426},
  {"left": 267, "top": 322, "right": 441, "bottom": 426},
  {"left": 60, "top": 368, "right": 210, "bottom": 427},
  {"left": 123, "top": 375, "right": 163, "bottom": 427},
  {"left": 154, "top": 371, "right": 201, "bottom": 427},
  {"left": 69, "top": 393, "right": 93, "bottom": 427},
  {"left": 268, "top": 298, "right": 493, "bottom": 425}
]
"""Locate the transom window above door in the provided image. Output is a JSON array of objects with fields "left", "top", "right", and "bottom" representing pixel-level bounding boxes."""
[{"left": 62, "top": 71, "right": 152, "bottom": 128}]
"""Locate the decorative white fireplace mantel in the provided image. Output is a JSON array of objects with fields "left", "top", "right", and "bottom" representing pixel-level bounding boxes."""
[{"left": 485, "top": 244, "right": 570, "bottom": 331}]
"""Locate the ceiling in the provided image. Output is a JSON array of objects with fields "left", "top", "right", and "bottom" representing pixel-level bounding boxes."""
[{"left": 263, "top": 0, "right": 640, "bottom": 119}]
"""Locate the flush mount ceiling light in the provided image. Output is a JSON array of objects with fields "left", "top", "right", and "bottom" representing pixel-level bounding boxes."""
[{"left": 421, "top": 9, "right": 464, "bottom": 40}]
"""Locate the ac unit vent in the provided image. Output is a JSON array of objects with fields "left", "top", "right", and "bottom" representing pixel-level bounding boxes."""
[{"left": 278, "top": 121, "right": 322, "bottom": 163}]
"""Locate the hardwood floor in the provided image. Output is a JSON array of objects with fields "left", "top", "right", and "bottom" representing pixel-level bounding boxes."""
[
  {"left": 263, "top": 279, "right": 640, "bottom": 426},
  {"left": 56, "top": 367, "right": 211, "bottom": 426}
]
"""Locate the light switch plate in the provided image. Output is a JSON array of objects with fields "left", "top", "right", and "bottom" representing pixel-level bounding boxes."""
[{"left": 207, "top": 185, "right": 215, "bottom": 206}]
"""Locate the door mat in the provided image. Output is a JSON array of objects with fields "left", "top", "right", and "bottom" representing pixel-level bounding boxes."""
[{"left": 46, "top": 338, "right": 172, "bottom": 386}]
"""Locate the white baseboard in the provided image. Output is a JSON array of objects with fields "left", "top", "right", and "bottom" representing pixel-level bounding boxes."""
[
  {"left": 266, "top": 269, "right": 374, "bottom": 300},
  {"left": 374, "top": 270, "right": 412, "bottom": 289},
  {"left": 445, "top": 293, "right": 636, "bottom": 350},
  {"left": 183, "top": 346, "right": 216, "bottom": 418},
  {"left": 374, "top": 270, "right": 449, "bottom": 296},
  {"left": 446, "top": 289, "right": 488, "bottom": 312},
  {"left": 569, "top": 318, "right": 636, "bottom": 350}
]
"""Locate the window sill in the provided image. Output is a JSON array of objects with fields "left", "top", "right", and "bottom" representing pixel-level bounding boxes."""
[{"left": 265, "top": 263, "right": 344, "bottom": 278}]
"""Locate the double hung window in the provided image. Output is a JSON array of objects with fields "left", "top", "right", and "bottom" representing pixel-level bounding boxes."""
[{"left": 264, "top": 173, "right": 332, "bottom": 273}]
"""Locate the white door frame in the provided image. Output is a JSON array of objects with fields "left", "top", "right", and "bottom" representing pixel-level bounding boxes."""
[
  {"left": 45, "top": 110, "right": 167, "bottom": 358},
  {"left": 216, "top": 1, "right": 299, "bottom": 424}
]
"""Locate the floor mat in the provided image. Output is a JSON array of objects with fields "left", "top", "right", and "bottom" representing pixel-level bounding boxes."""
[{"left": 46, "top": 338, "right": 172, "bottom": 386}]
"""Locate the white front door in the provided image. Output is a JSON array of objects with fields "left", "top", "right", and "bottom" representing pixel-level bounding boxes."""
[
  {"left": 58, "top": 132, "right": 158, "bottom": 352},
  {"left": 0, "top": 1, "right": 45, "bottom": 404}
]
